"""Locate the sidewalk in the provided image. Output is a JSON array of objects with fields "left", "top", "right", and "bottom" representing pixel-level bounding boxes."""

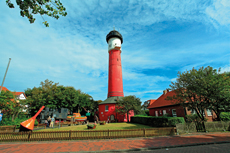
[{"left": 0, "top": 132, "right": 230, "bottom": 153}]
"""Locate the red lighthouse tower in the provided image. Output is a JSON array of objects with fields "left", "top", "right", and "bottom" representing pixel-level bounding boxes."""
[
  {"left": 98, "top": 30, "right": 134, "bottom": 122},
  {"left": 106, "top": 30, "right": 124, "bottom": 98}
]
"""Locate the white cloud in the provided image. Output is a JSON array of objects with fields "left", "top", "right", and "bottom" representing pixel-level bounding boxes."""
[
  {"left": 206, "top": 0, "right": 230, "bottom": 26},
  {"left": 220, "top": 65, "right": 230, "bottom": 73}
]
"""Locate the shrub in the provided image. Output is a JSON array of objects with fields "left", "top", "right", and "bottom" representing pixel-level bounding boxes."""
[
  {"left": 162, "top": 113, "right": 171, "bottom": 117},
  {"left": 144, "top": 110, "right": 149, "bottom": 116},
  {"left": 0, "top": 116, "right": 37, "bottom": 128},
  {"left": 131, "top": 116, "right": 185, "bottom": 127},
  {"left": 185, "top": 114, "right": 207, "bottom": 123},
  {"left": 220, "top": 112, "right": 230, "bottom": 121},
  {"left": 168, "top": 117, "right": 185, "bottom": 127},
  {"left": 87, "top": 124, "right": 96, "bottom": 128},
  {"left": 136, "top": 110, "right": 147, "bottom": 115}
]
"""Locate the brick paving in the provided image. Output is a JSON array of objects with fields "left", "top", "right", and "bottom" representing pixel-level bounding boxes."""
[{"left": 0, "top": 132, "right": 230, "bottom": 153}]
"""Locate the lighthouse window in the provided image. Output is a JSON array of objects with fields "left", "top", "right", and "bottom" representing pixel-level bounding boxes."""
[{"left": 105, "top": 105, "right": 108, "bottom": 112}]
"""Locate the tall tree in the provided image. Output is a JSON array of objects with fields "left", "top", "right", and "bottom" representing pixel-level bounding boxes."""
[
  {"left": 168, "top": 66, "right": 230, "bottom": 121},
  {"left": 6, "top": 0, "right": 67, "bottom": 27},
  {"left": 25, "top": 79, "right": 95, "bottom": 115},
  {"left": 25, "top": 79, "right": 60, "bottom": 115},
  {"left": 115, "top": 95, "right": 142, "bottom": 122}
]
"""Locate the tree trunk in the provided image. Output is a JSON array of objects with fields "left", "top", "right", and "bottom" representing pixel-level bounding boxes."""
[
  {"left": 11, "top": 114, "right": 15, "bottom": 121},
  {"left": 15, "top": 111, "right": 20, "bottom": 120},
  {"left": 216, "top": 111, "right": 221, "bottom": 121}
]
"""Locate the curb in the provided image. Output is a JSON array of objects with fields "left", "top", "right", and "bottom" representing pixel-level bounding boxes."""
[{"left": 73, "top": 141, "right": 230, "bottom": 153}]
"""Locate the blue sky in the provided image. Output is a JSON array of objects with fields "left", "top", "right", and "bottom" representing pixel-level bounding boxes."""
[{"left": 0, "top": 0, "right": 230, "bottom": 104}]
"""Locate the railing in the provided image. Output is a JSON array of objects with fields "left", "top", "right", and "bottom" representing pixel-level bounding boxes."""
[{"left": 0, "top": 127, "right": 176, "bottom": 142}]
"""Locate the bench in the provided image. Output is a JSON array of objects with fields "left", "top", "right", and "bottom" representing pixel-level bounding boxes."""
[
  {"left": 34, "top": 123, "right": 47, "bottom": 129},
  {"left": 0, "top": 125, "right": 17, "bottom": 132}
]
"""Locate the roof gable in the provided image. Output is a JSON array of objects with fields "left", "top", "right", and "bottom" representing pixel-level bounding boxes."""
[
  {"left": 148, "top": 99, "right": 156, "bottom": 106},
  {"left": 0, "top": 86, "right": 9, "bottom": 91},
  {"left": 0, "top": 86, "right": 26, "bottom": 99},
  {"left": 14, "top": 92, "right": 27, "bottom": 99},
  {"left": 147, "top": 91, "right": 178, "bottom": 109}
]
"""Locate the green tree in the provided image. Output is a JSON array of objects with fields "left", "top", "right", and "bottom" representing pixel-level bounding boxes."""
[
  {"left": 168, "top": 66, "right": 230, "bottom": 121},
  {"left": 6, "top": 0, "right": 67, "bottom": 27},
  {"left": 25, "top": 79, "right": 60, "bottom": 115},
  {"left": 0, "top": 90, "right": 23, "bottom": 121},
  {"left": 25, "top": 79, "right": 95, "bottom": 116},
  {"left": 115, "top": 95, "right": 142, "bottom": 122}
]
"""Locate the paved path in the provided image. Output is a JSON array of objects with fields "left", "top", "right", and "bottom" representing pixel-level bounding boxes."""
[{"left": 0, "top": 132, "right": 230, "bottom": 153}]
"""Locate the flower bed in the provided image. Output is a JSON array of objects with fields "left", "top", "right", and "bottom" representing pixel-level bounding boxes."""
[
  {"left": 99, "top": 121, "right": 106, "bottom": 125},
  {"left": 87, "top": 124, "right": 96, "bottom": 129}
]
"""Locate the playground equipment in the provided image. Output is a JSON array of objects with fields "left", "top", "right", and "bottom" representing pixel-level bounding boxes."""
[
  {"left": 67, "top": 113, "right": 87, "bottom": 124},
  {"left": 19, "top": 106, "right": 45, "bottom": 132}
]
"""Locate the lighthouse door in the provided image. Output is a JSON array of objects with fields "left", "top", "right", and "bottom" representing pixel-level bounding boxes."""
[{"left": 110, "top": 115, "right": 115, "bottom": 122}]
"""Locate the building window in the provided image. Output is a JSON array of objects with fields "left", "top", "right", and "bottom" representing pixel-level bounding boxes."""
[
  {"left": 159, "top": 110, "right": 161, "bottom": 115},
  {"left": 207, "top": 109, "right": 212, "bottom": 116},
  {"left": 163, "top": 110, "right": 166, "bottom": 115},
  {"left": 172, "top": 109, "right": 177, "bottom": 117},
  {"left": 105, "top": 105, "right": 108, "bottom": 112},
  {"left": 155, "top": 111, "right": 158, "bottom": 117}
]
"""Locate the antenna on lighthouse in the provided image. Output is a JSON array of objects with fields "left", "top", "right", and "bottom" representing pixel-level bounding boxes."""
[{"left": 113, "top": 26, "right": 115, "bottom": 30}]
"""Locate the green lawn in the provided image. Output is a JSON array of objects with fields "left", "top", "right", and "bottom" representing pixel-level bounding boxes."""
[{"left": 36, "top": 123, "right": 154, "bottom": 131}]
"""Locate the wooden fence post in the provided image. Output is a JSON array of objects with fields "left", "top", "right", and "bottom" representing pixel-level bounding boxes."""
[
  {"left": 69, "top": 130, "right": 72, "bottom": 139},
  {"left": 108, "top": 129, "right": 110, "bottom": 138},
  {"left": 143, "top": 128, "right": 146, "bottom": 137},
  {"left": 13, "top": 125, "right": 16, "bottom": 132},
  {"left": 28, "top": 131, "right": 32, "bottom": 141}
]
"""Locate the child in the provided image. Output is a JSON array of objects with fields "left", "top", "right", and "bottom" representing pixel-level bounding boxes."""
[
  {"left": 45, "top": 119, "right": 48, "bottom": 127},
  {"left": 50, "top": 116, "right": 55, "bottom": 128}
]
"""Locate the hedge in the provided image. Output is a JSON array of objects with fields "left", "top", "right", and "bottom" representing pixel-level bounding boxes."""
[
  {"left": 220, "top": 112, "right": 230, "bottom": 121},
  {"left": 131, "top": 116, "right": 185, "bottom": 127}
]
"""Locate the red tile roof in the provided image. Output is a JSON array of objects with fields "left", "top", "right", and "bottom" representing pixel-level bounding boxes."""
[
  {"left": 0, "top": 86, "right": 26, "bottom": 98},
  {"left": 14, "top": 92, "right": 27, "bottom": 98},
  {"left": 148, "top": 99, "right": 156, "bottom": 106},
  {"left": 147, "top": 90, "right": 178, "bottom": 109},
  {"left": 0, "top": 86, "right": 9, "bottom": 91}
]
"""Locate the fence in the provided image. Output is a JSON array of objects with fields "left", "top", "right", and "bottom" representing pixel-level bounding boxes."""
[
  {"left": 176, "top": 121, "right": 230, "bottom": 134},
  {"left": 0, "top": 127, "right": 175, "bottom": 142}
]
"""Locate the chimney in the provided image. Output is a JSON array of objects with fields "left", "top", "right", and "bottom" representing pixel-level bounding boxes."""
[{"left": 163, "top": 90, "right": 167, "bottom": 95}]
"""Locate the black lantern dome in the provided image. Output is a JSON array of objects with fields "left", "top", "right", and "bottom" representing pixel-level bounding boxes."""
[{"left": 106, "top": 30, "right": 123, "bottom": 44}]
